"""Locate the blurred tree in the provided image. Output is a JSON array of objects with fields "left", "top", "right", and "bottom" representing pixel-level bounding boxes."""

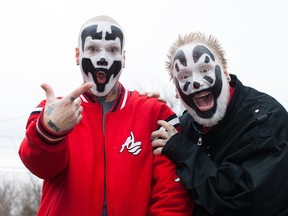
[
  {"left": 0, "top": 179, "right": 16, "bottom": 216},
  {"left": 0, "top": 174, "right": 41, "bottom": 216}
]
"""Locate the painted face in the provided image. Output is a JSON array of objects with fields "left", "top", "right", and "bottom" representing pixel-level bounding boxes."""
[
  {"left": 172, "top": 43, "right": 230, "bottom": 127},
  {"left": 79, "top": 21, "right": 125, "bottom": 97}
]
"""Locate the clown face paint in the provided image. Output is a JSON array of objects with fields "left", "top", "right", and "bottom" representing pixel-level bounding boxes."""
[
  {"left": 173, "top": 43, "right": 230, "bottom": 127},
  {"left": 79, "top": 21, "right": 125, "bottom": 97}
]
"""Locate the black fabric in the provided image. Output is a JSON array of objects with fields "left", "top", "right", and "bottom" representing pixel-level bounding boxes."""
[{"left": 163, "top": 74, "right": 288, "bottom": 216}]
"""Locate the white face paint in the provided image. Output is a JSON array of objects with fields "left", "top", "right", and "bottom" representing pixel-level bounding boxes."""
[
  {"left": 172, "top": 43, "right": 230, "bottom": 127},
  {"left": 78, "top": 20, "right": 125, "bottom": 97}
]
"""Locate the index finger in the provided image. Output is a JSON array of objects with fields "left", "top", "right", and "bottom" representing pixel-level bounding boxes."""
[
  {"left": 157, "top": 120, "right": 178, "bottom": 135},
  {"left": 157, "top": 120, "right": 171, "bottom": 130},
  {"left": 66, "top": 82, "right": 93, "bottom": 102}
]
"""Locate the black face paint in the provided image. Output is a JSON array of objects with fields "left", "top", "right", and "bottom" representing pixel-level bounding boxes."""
[
  {"left": 176, "top": 65, "right": 223, "bottom": 118},
  {"left": 81, "top": 58, "right": 122, "bottom": 92},
  {"left": 193, "top": 45, "right": 215, "bottom": 63},
  {"left": 174, "top": 49, "right": 187, "bottom": 73},
  {"left": 193, "top": 81, "right": 200, "bottom": 89},
  {"left": 105, "top": 26, "right": 124, "bottom": 52},
  {"left": 203, "top": 76, "right": 213, "bottom": 84},
  {"left": 184, "top": 82, "right": 191, "bottom": 92},
  {"left": 81, "top": 25, "right": 102, "bottom": 52},
  {"left": 81, "top": 25, "right": 124, "bottom": 52}
]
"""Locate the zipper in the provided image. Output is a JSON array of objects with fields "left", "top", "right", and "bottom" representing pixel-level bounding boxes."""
[{"left": 197, "top": 134, "right": 202, "bottom": 145}]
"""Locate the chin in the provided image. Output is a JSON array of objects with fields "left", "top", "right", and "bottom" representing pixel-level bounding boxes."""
[
  {"left": 184, "top": 83, "right": 230, "bottom": 127},
  {"left": 186, "top": 105, "right": 226, "bottom": 127}
]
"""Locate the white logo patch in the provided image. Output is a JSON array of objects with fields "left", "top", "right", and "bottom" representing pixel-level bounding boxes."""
[{"left": 120, "top": 131, "right": 142, "bottom": 155}]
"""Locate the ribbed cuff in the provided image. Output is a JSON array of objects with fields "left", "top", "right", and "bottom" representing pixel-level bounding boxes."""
[{"left": 36, "top": 110, "right": 70, "bottom": 145}]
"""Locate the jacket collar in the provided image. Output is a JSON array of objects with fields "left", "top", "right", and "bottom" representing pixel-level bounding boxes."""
[{"left": 79, "top": 82, "right": 130, "bottom": 112}]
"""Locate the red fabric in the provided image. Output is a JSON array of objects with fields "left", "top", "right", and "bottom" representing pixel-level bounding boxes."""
[{"left": 19, "top": 84, "right": 194, "bottom": 216}]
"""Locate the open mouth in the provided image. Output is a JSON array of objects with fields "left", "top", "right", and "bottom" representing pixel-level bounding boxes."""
[
  {"left": 96, "top": 71, "right": 107, "bottom": 84},
  {"left": 193, "top": 91, "right": 214, "bottom": 111}
]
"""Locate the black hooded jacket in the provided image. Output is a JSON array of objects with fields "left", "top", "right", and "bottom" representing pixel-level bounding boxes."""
[{"left": 163, "top": 74, "right": 288, "bottom": 216}]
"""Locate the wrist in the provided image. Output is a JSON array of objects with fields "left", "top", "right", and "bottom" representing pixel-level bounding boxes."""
[{"left": 36, "top": 111, "right": 70, "bottom": 145}]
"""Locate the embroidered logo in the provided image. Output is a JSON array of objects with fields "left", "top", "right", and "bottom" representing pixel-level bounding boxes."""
[{"left": 120, "top": 131, "right": 142, "bottom": 155}]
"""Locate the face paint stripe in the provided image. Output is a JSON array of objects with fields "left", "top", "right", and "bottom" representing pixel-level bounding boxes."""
[
  {"left": 203, "top": 76, "right": 213, "bottom": 84},
  {"left": 175, "top": 63, "right": 180, "bottom": 72},
  {"left": 173, "top": 49, "right": 187, "bottom": 72},
  {"left": 81, "top": 25, "right": 102, "bottom": 52},
  {"left": 183, "top": 81, "right": 190, "bottom": 92},
  {"left": 193, "top": 45, "right": 215, "bottom": 63},
  {"left": 105, "top": 26, "right": 124, "bottom": 52},
  {"left": 82, "top": 58, "right": 95, "bottom": 76},
  {"left": 213, "top": 65, "right": 223, "bottom": 97},
  {"left": 82, "top": 58, "right": 122, "bottom": 93}
]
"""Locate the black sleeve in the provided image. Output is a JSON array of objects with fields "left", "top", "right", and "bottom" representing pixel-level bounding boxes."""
[
  {"left": 162, "top": 133, "right": 288, "bottom": 215},
  {"left": 162, "top": 134, "right": 215, "bottom": 202}
]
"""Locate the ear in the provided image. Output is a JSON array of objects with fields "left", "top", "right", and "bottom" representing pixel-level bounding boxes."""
[
  {"left": 175, "top": 92, "right": 179, "bottom": 99},
  {"left": 122, "top": 50, "right": 126, "bottom": 68},
  {"left": 224, "top": 69, "right": 231, "bottom": 82},
  {"left": 75, "top": 47, "right": 80, "bottom": 65}
]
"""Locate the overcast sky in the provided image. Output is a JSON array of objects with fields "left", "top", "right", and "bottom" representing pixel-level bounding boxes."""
[{"left": 1, "top": 0, "right": 287, "bottom": 180}]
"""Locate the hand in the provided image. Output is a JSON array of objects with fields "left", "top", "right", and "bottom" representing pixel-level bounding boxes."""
[
  {"left": 139, "top": 91, "right": 167, "bottom": 103},
  {"left": 151, "top": 120, "right": 178, "bottom": 155},
  {"left": 41, "top": 82, "right": 93, "bottom": 133}
]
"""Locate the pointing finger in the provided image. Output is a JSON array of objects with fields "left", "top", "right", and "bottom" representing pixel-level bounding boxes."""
[{"left": 66, "top": 82, "right": 93, "bottom": 102}]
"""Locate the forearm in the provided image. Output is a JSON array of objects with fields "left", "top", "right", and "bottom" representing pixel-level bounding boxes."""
[
  {"left": 19, "top": 113, "right": 69, "bottom": 180},
  {"left": 149, "top": 154, "right": 195, "bottom": 215},
  {"left": 163, "top": 134, "right": 288, "bottom": 215}
]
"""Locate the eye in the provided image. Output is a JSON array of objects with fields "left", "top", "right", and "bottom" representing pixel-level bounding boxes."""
[
  {"left": 107, "top": 47, "right": 119, "bottom": 54},
  {"left": 86, "top": 46, "right": 100, "bottom": 53},
  {"left": 200, "top": 67, "right": 209, "bottom": 73},
  {"left": 179, "top": 73, "right": 191, "bottom": 80}
]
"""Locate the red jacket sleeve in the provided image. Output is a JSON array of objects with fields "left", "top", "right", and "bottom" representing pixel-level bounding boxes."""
[
  {"left": 148, "top": 101, "right": 195, "bottom": 215},
  {"left": 149, "top": 154, "right": 195, "bottom": 215},
  {"left": 18, "top": 100, "right": 69, "bottom": 180}
]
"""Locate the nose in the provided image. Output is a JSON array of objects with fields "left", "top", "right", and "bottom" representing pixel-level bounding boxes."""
[
  {"left": 193, "top": 81, "right": 201, "bottom": 89},
  {"left": 97, "top": 58, "right": 108, "bottom": 66}
]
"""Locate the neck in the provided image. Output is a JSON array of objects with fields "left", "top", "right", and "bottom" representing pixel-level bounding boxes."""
[{"left": 96, "top": 82, "right": 119, "bottom": 102}]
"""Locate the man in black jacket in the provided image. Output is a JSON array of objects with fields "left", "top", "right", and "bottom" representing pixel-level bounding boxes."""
[{"left": 151, "top": 32, "right": 288, "bottom": 216}]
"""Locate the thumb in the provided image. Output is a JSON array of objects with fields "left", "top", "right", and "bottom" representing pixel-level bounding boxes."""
[{"left": 41, "top": 83, "right": 56, "bottom": 104}]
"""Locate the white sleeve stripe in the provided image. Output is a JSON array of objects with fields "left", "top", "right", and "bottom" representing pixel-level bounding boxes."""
[
  {"left": 36, "top": 120, "right": 66, "bottom": 143},
  {"left": 33, "top": 107, "right": 43, "bottom": 112},
  {"left": 80, "top": 94, "right": 88, "bottom": 103},
  {"left": 120, "top": 88, "right": 128, "bottom": 110},
  {"left": 158, "top": 116, "right": 180, "bottom": 131},
  {"left": 167, "top": 117, "right": 180, "bottom": 127}
]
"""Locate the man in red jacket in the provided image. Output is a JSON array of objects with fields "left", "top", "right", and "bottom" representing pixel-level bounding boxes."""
[{"left": 18, "top": 15, "right": 194, "bottom": 216}]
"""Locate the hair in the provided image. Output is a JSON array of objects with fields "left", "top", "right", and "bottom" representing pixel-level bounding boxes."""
[{"left": 166, "top": 32, "right": 228, "bottom": 80}]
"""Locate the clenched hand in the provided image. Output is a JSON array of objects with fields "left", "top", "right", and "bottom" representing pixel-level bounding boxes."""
[
  {"left": 41, "top": 82, "right": 93, "bottom": 133},
  {"left": 151, "top": 120, "right": 178, "bottom": 155}
]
